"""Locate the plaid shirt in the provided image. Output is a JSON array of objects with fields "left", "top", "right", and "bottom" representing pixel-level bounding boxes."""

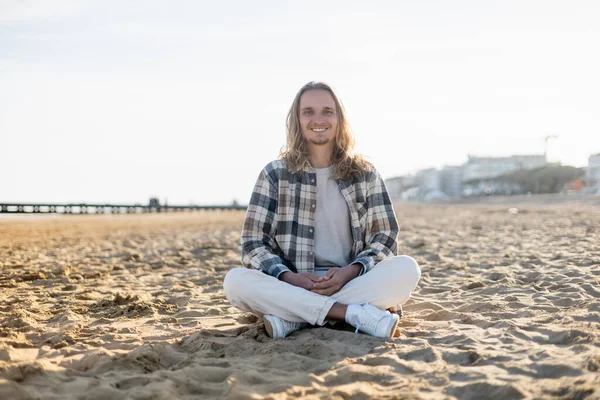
[{"left": 241, "top": 159, "right": 399, "bottom": 278}]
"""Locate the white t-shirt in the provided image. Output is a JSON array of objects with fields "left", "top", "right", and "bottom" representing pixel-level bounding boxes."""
[{"left": 313, "top": 166, "right": 353, "bottom": 276}]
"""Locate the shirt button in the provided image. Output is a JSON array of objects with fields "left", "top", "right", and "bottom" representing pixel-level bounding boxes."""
[
  {"left": 309, "top": 228, "right": 313, "bottom": 233},
  {"left": 311, "top": 203, "right": 315, "bottom": 208},
  {"left": 309, "top": 251, "right": 313, "bottom": 255},
  {"left": 310, "top": 179, "right": 315, "bottom": 183}
]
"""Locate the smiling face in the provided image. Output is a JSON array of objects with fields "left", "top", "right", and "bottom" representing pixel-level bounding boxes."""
[{"left": 298, "top": 89, "right": 338, "bottom": 148}]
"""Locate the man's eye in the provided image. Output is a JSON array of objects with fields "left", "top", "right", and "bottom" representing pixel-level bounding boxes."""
[
  {"left": 303, "top": 110, "right": 312, "bottom": 115},
  {"left": 324, "top": 110, "right": 334, "bottom": 115}
]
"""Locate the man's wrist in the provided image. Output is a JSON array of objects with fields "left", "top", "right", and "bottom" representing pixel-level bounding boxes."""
[
  {"left": 345, "top": 263, "right": 362, "bottom": 279},
  {"left": 279, "top": 271, "right": 293, "bottom": 282}
]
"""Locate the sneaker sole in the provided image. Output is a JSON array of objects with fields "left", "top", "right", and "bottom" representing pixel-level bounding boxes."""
[
  {"left": 264, "top": 317, "right": 275, "bottom": 338},
  {"left": 387, "top": 313, "right": 400, "bottom": 338}
]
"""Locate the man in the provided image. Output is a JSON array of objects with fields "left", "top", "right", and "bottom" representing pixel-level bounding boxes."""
[{"left": 223, "top": 81, "right": 421, "bottom": 339}]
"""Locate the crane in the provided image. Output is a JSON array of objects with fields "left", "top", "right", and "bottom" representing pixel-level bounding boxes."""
[{"left": 544, "top": 134, "right": 558, "bottom": 161}]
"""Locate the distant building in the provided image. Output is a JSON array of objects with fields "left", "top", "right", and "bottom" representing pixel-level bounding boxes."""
[
  {"left": 416, "top": 168, "right": 441, "bottom": 195},
  {"left": 385, "top": 153, "right": 549, "bottom": 200},
  {"left": 563, "top": 178, "right": 585, "bottom": 192},
  {"left": 385, "top": 176, "right": 406, "bottom": 201},
  {"left": 462, "top": 154, "right": 547, "bottom": 182},
  {"left": 440, "top": 166, "right": 464, "bottom": 198},
  {"left": 385, "top": 175, "right": 418, "bottom": 201},
  {"left": 586, "top": 153, "right": 600, "bottom": 192},
  {"left": 512, "top": 155, "right": 548, "bottom": 170},
  {"left": 148, "top": 197, "right": 161, "bottom": 208}
]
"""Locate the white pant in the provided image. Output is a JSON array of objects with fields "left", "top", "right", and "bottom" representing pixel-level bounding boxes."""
[{"left": 223, "top": 255, "right": 421, "bottom": 326}]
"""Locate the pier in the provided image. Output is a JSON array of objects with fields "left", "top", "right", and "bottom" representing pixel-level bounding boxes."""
[{"left": 0, "top": 202, "right": 247, "bottom": 215}]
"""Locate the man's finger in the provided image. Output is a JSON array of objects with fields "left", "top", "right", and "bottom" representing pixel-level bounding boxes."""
[
  {"left": 314, "top": 286, "right": 340, "bottom": 296},
  {"left": 325, "top": 269, "right": 338, "bottom": 278},
  {"left": 311, "top": 288, "right": 334, "bottom": 296},
  {"left": 312, "top": 279, "right": 337, "bottom": 290},
  {"left": 315, "top": 279, "right": 340, "bottom": 289}
]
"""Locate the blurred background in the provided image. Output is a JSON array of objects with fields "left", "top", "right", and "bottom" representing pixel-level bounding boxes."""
[{"left": 1, "top": 0, "right": 599, "bottom": 206}]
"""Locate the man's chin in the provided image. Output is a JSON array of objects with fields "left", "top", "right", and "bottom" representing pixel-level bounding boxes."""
[{"left": 309, "top": 139, "right": 330, "bottom": 146}]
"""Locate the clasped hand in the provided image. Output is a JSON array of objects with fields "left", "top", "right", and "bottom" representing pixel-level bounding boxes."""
[{"left": 281, "top": 265, "right": 361, "bottom": 296}]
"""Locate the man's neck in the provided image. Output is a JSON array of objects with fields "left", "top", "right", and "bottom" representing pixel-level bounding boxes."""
[
  {"left": 306, "top": 141, "right": 334, "bottom": 168},
  {"left": 309, "top": 148, "right": 333, "bottom": 168}
]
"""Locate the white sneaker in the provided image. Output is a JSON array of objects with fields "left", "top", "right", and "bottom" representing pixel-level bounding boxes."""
[
  {"left": 346, "top": 303, "right": 399, "bottom": 338},
  {"left": 263, "top": 315, "right": 307, "bottom": 338}
]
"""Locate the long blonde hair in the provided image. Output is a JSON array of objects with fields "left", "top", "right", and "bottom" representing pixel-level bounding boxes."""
[{"left": 279, "top": 81, "right": 372, "bottom": 180}]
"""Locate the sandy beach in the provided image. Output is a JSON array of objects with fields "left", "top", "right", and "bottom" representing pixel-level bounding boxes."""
[{"left": 1, "top": 203, "right": 599, "bottom": 399}]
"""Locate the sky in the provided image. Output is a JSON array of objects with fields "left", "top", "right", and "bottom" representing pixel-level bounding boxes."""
[{"left": 1, "top": 0, "right": 599, "bottom": 205}]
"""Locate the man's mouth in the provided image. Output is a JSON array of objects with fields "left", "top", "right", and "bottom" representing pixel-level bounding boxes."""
[{"left": 311, "top": 128, "right": 328, "bottom": 132}]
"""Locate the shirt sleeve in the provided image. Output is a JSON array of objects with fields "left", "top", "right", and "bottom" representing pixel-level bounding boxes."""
[
  {"left": 240, "top": 165, "right": 292, "bottom": 278},
  {"left": 351, "top": 169, "right": 399, "bottom": 274}
]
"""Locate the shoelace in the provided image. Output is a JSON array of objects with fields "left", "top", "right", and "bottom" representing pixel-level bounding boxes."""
[
  {"left": 353, "top": 303, "right": 393, "bottom": 334},
  {"left": 354, "top": 302, "right": 374, "bottom": 334}
]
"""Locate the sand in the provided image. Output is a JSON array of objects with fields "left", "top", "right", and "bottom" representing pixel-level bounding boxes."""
[{"left": 0, "top": 203, "right": 599, "bottom": 399}]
